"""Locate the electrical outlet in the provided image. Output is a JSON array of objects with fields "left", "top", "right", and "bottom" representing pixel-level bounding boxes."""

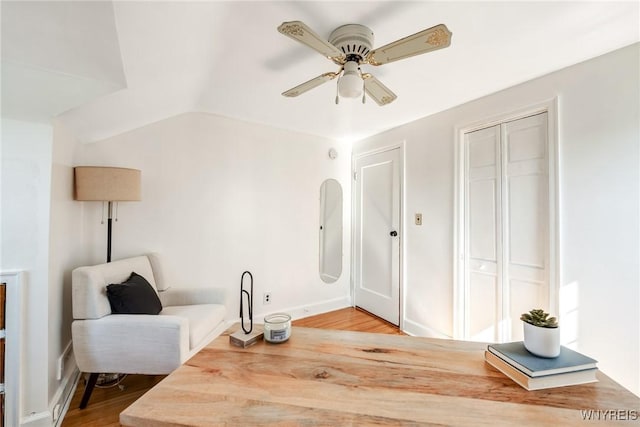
[
  {"left": 263, "top": 292, "right": 271, "bottom": 305},
  {"left": 415, "top": 213, "right": 423, "bottom": 225}
]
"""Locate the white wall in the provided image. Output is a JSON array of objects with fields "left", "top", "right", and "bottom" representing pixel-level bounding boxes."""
[
  {"left": 48, "top": 120, "right": 86, "bottom": 412},
  {"left": 76, "top": 112, "right": 352, "bottom": 321},
  {"left": 353, "top": 44, "right": 640, "bottom": 395},
  {"left": 0, "top": 118, "right": 53, "bottom": 422}
]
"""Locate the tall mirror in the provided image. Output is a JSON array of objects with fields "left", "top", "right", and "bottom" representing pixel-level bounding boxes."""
[{"left": 319, "top": 179, "right": 343, "bottom": 283}]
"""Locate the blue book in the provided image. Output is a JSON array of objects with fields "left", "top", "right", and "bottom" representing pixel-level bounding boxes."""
[
  {"left": 487, "top": 342, "right": 597, "bottom": 377},
  {"left": 484, "top": 351, "right": 598, "bottom": 390}
]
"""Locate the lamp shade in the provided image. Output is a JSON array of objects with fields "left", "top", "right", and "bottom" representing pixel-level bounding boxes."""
[{"left": 74, "top": 166, "right": 141, "bottom": 201}]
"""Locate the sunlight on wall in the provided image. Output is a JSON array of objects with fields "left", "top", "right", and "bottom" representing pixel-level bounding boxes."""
[
  {"left": 470, "top": 325, "right": 496, "bottom": 343},
  {"left": 559, "top": 281, "right": 579, "bottom": 349},
  {"left": 508, "top": 316, "right": 523, "bottom": 342}
]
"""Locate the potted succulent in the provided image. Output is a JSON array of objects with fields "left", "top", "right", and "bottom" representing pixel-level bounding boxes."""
[{"left": 520, "top": 309, "right": 560, "bottom": 358}]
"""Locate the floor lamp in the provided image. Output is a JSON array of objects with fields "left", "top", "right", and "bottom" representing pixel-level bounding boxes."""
[
  {"left": 74, "top": 166, "right": 141, "bottom": 262},
  {"left": 73, "top": 166, "right": 141, "bottom": 404}
]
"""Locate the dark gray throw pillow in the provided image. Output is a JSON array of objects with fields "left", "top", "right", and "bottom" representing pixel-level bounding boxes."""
[{"left": 106, "top": 272, "right": 163, "bottom": 315}]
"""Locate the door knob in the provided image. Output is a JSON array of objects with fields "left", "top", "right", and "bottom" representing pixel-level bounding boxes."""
[{"left": 390, "top": 230, "right": 398, "bottom": 237}]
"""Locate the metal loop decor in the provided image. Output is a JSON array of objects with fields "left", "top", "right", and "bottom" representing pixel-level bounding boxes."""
[{"left": 240, "top": 271, "right": 253, "bottom": 334}]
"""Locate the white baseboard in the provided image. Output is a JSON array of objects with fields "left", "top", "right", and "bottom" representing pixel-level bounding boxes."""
[
  {"left": 284, "top": 295, "right": 352, "bottom": 321},
  {"left": 402, "top": 317, "right": 451, "bottom": 339},
  {"left": 235, "top": 295, "right": 352, "bottom": 326},
  {"left": 21, "top": 411, "right": 51, "bottom": 427},
  {"left": 52, "top": 368, "right": 81, "bottom": 427},
  {"left": 49, "top": 343, "right": 81, "bottom": 427},
  {"left": 21, "top": 362, "right": 80, "bottom": 427}
]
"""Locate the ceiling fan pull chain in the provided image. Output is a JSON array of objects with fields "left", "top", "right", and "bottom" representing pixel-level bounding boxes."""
[
  {"left": 335, "top": 78, "right": 340, "bottom": 104},
  {"left": 362, "top": 80, "right": 366, "bottom": 104}
]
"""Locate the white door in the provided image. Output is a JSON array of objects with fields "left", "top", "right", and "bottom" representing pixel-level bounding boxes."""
[
  {"left": 353, "top": 148, "right": 401, "bottom": 325},
  {"left": 465, "top": 124, "right": 503, "bottom": 342},
  {"left": 464, "top": 112, "right": 550, "bottom": 342},
  {"left": 502, "top": 113, "right": 550, "bottom": 341}
]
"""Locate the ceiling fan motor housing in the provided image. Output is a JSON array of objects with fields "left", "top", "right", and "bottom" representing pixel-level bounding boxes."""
[{"left": 329, "top": 24, "right": 374, "bottom": 63}]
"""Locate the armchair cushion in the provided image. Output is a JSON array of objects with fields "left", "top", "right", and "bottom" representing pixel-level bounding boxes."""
[
  {"left": 73, "top": 256, "right": 158, "bottom": 320},
  {"left": 161, "top": 304, "right": 226, "bottom": 349},
  {"left": 72, "top": 314, "right": 189, "bottom": 374},
  {"left": 107, "top": 272, "right": 163, "bottom": 315}
]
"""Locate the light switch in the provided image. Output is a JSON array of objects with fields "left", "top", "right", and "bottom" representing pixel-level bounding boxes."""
[{"left": 415, "top": 213, "right": 423, "bottom": 225}]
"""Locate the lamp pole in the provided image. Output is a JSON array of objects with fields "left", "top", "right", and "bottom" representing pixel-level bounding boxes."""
[{"left": 107, "top": 201, "right": 114, "bottom": 262}]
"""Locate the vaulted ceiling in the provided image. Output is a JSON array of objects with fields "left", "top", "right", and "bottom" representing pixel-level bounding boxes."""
[{"left": 2, "top": 1, "right": 638, "bottom": 143}]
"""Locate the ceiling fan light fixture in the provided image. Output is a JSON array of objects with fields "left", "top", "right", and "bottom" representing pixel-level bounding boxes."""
[
  {"left": 338, "top": 61, "right": 362, "bottom": 98},
  {"left": 278, "top": 20, "right": 451, "bottom": 106}
]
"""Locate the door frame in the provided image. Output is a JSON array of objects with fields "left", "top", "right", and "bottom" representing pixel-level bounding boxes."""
[
  {"left": 453, "top": 99, "right": 559, "bottom": 340},
  {"left": 351, "top": 142, "right": 405, "bottom": 329}
]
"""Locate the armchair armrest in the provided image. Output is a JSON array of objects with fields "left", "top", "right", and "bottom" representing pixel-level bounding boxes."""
[
  {"left": 72, "top": 314, "right": 189, "bottom": 375},
  {"left": 158, "top": 287, "right": 226, "bottom": 307}
]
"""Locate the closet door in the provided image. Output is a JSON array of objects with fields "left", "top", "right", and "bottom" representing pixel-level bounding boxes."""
[
  {"left": 502, "top": 113, "right": 549, "bottom": 340},
  {"left": 465, "top": 125, "right": 502, "bottom": 342},
  {"left": 463, "top": 112, "right": 549, "bottom": 342}
]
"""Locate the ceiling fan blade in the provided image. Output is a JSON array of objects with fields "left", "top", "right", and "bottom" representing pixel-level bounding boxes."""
[
  {"left": 278, "top": 21, "right": 345, "bottom": 61},
  {"left": 363, "top": 74, "right": 397, "bottom": 106},
  {"left": 282, "top": 72, "right": 339, "bottom": 97},
  {"left": 366, "top": 24, "right": 452, "bottom": 66}
]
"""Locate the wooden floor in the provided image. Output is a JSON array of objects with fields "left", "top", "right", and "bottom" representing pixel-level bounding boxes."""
[
  {"left": 293, "top": 306, "right": 403, "bottom": 335},
  {"left": 62, "top": 307, "right": 400, "bottom": 427}
]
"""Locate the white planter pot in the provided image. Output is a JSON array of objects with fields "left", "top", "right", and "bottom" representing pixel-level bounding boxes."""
[{"left": 523, "top": 321, "right": 560, "bottom": 358}]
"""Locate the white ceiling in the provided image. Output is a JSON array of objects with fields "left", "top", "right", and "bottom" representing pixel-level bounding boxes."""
[
  {"left": 1, "top": 1, "right": 126, "bottom": 123},
  {"left": 3, "top": 1, "right": 639, "bottom": 143}
]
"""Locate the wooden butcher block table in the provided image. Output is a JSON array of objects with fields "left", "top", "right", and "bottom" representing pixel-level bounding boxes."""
[{"left": 120, "top": 327, "right": 639, "bottom": 426}]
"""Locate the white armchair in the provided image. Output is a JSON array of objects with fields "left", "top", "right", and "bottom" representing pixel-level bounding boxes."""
[{"left": 71, "top": 254, "right": 227, "bottom": 408}]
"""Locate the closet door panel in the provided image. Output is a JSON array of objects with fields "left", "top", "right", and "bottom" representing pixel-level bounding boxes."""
[
  {"left": 503, "top": 112, "right": 550, "bottom": 341},
  {"left": 465, "top": 125, "right": 501, "bottom": 341},
  {"left": 469, "top": 272, "right": 498, "bottom": 342},
  {"left": 469, "top": 180, "right": 497, "bottom": 261},
  {"left": 508, "top": 174, "right": 546, "bottom": 268}
]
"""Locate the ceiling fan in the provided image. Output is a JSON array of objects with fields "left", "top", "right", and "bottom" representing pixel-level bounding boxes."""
[{"left": 277, "top": 21, "right": 452, "bottom": 106}]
